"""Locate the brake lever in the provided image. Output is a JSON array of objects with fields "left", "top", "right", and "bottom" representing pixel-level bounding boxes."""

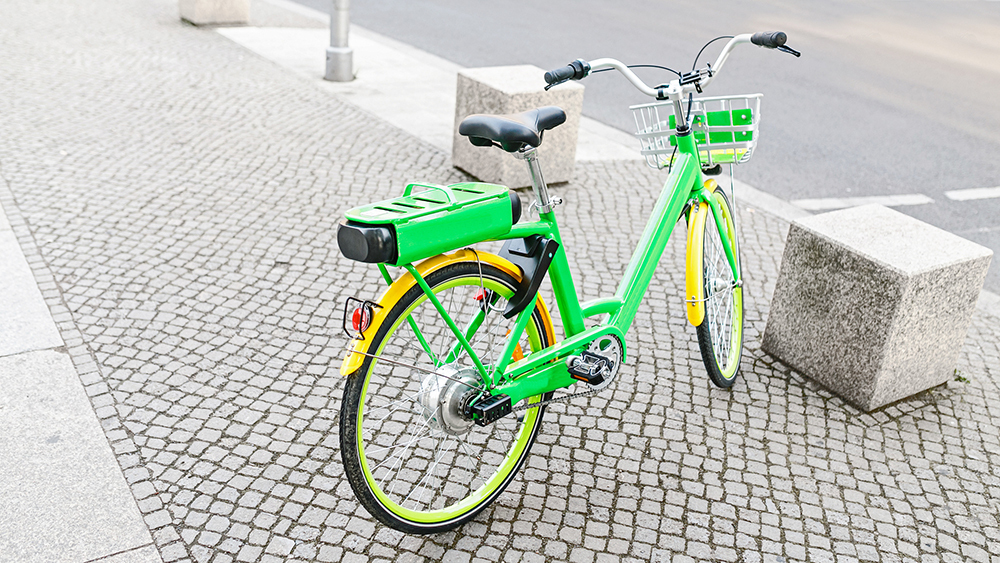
[
  {"left": 777, "top": 45, "right": 801, "bottom": 57},
  {"left": 544, "top": 79, "right": 570, "bottom": 91}
]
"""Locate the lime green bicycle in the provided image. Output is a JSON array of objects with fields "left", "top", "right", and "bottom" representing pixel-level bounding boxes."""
[{"left": 336, "top": 32, "right": 799, "bottom": 534}]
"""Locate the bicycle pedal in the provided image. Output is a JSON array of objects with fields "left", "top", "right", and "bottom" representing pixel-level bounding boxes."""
[{"left": 566, "top": 351, "right": 614, "bottom": 386}]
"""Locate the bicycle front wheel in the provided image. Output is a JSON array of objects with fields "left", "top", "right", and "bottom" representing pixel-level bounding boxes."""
[
  {"left": 340, "top": 261, "right": 554, "bottom": 534},
  {"left": 695, "top": 188, "right": 744, "bottom": 388}
]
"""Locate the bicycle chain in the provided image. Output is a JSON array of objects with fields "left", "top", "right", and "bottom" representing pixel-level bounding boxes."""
[{"left": 510, "top": 384, "right": 604, "bottom": 412}]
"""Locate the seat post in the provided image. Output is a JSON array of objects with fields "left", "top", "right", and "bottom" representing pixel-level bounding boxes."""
[{"left": 517, "top": 146, "right": 555, "bottom": 213}]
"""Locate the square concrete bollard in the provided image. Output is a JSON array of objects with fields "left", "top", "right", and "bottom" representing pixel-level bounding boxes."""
[
  {"left": 453, "top": 65, "right": 584, "bottom": 188},
  {"left": 180, "top": 0, "right": 249, "bottom": 25},
  {"left": 762, "top": 204, "right": 992, "bottom": 412}
]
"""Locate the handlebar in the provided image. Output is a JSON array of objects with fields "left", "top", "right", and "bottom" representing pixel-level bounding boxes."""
[{"left": 544, "top": 31, "right": 798, "bottom": 98}]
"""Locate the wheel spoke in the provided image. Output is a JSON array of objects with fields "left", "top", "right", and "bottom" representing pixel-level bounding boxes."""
[
  {"left": 403, "top": 437, "right": 456, "bottom": 509},
  {"left": 369, "top": 428, "right": 432, "bottom": 463},
  {"left": 379, "top": 412, "right": 436, "bottom": 493},
  {"left": 457, "top": 438, "right": 479, "bottom": 468},
  {"left": 372, "top": 392, "right": 421, "bottom": 421}
]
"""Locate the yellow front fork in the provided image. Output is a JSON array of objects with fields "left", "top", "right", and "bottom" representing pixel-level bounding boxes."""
[{"left": 685, "top": 179, "right": 719, "bottom": 327}]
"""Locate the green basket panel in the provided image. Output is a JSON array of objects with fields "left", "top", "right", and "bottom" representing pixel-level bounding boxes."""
[
  {"left": 732, "top": 108, "right": 753, "bottom": 126},
  {"left": 668, "top": 129, "right": 750, "bottom": 148},
  {"left": 698, "top": 149, "right": 747, "bottom": 165},
  {"left": 708, "top": 131, "right": 734, "bottom": 144},
  {"left": 662, "top": 107, "right": 754, "bottom": 150},
  {"left": 706, "top": 110, "right": 732, "bottom": 127}
]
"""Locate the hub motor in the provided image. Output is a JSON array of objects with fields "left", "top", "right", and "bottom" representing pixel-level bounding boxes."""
[{"left": 417, "top": 366, "right": 481, "bottom": 436}]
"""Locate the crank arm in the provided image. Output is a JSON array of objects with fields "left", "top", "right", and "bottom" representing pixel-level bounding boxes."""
[{"left": 501, "top": 324, "right": 627, "bottom": 380}]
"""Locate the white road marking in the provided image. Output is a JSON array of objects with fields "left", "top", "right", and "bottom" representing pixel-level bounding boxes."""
[
  {"left": 944, "top": 186, "right": 1000, "bottom": 201},
  {"left": 790, "top": 194, "right": 935, "bottom": 211}
]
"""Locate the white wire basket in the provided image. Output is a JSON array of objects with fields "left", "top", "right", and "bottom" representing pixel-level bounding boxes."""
[{"left": 630, "top": 94, "right": 762, "bottom": 169}]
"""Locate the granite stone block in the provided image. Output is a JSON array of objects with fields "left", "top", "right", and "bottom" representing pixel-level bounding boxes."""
[
  {"left": 453, "top": 65, "right": 584, "bottom": 188},
  {"left": 762, "top": 204, "right": 992, "bottom": 411},
  {"left": 180, "top": 0, "right": 250, "bottom": 25}
]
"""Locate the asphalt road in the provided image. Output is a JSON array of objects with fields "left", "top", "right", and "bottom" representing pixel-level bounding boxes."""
[{"left": 298, "top": 0, "right": 1000, "bottom": 294}]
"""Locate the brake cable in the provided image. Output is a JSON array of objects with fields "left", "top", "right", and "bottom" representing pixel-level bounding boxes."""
[{"left": 692, "top": 35, "right": 734, "bottom": 70}]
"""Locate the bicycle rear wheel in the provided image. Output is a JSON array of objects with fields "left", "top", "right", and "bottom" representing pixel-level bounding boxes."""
[
  {"left": 695, "top": 188, "right": 744, "bottom": 387},
  {"left": 340, "top": 261, "right": 553, "bottom": 534}
]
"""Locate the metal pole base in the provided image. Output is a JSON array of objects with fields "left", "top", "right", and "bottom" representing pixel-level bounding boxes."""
[{"left": 325, "top": 47, "right": 354, "bottom": 82}]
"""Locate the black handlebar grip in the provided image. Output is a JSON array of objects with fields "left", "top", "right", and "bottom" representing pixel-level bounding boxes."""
[
  {"left": 751, "top": 31, "right": 787, "bottom": 48},
  {"left": 544, "top": 59, "right": 591, "bottom": 85},
  {"left": 544, "top": 65, "right": 576, "bottom": 85}
]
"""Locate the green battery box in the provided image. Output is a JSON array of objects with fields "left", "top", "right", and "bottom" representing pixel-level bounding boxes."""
[{"left": 338, "top": 182, "right": 521, "bottom": 266}]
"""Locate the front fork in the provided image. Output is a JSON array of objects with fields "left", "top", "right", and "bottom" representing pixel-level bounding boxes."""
[{"left": 685, "top": 179, "right": 740, "bottom": 326}]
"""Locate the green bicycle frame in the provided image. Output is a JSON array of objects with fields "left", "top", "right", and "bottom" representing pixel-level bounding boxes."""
[{"left": 397, "top": 129, "right": 740, "bottom": 406}]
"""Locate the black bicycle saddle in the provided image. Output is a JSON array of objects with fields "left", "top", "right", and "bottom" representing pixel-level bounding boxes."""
[{"left": 459, "top": 106, "right": 566, "bottom": 152}]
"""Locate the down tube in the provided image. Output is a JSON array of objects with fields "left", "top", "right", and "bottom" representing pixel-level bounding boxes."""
[{"left": 609, "top": 154, "right": 700, "bottom": 334}]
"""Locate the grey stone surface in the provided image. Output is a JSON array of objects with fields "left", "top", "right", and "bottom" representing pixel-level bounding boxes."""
[
  {"left": 0, "top": 229, "right": 63, "bottom": 357},
  {"left": 453, "top": 65, "right": 584, "bottom": 188},
  {"left": 762, "top": 204, "right": 993, "bottom": 411},
  {"left": 0, "top": 349, "right": 157, "bottom": 563},
  {"left": 979, "top": 287, "right": 1000, "bottom": 320},
  {"left": 248, "top": 0, "right": 325, "bottom": 28},
  {"left": 179, "top": 0, "right": 249, "bottom": 25},
  {"left": 94, "top": 544, "right": 163, "bottom": 563},
  {"left": 2, "top": 0, "right": 1000, "bottom": 561}
]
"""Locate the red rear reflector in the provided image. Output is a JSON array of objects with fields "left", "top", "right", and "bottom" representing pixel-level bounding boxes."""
[{"left": 352, "top": 307, "right": 371, "bottom": 332}]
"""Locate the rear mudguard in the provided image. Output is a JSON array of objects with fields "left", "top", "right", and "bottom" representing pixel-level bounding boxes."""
[{"left": 340, "top": 249, "right": 556, "bottom": 376}]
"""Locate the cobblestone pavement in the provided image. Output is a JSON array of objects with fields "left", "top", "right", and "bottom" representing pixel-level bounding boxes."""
[{"left": 2, "top": 1, "right": 1000, "bottom": 562}]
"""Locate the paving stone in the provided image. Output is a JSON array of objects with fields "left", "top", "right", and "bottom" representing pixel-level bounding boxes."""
[{"left": 2, "top": 0, "right": 1000, "bottom": 562}]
